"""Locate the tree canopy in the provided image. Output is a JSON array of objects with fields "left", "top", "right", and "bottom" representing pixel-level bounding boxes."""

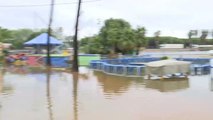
[
  {"left": 1, "top": 18, "right": 213, "bottom": 53},
  {"left": 0, "top": 27, "right": 65, "bottom": 49},
  {"left": 80, "top": 18, "right": 146, "bottom": 54}
]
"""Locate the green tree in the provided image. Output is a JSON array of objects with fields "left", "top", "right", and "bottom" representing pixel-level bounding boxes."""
[
  {"left": 0, "top": 28, "right": 35, "bottom": 49},
  {"left": 80, "top": 19, "right": 147, "bottom": 54},
  {"left": 116, "top": 29, "right": 135, "bottom": 54},
  {"left": 134, "top": 27, "right": 146, "bottom": 55},
  {"left": 0, "top": 26, "right": 68, "bottom": 50},
  {"left": 154, "top": 30, "right": 160, "bottom": 48},
  {"left": 26, "top": 29, "right": 47, "bottom": 41},
  {"left": 187, "top": 30, "right": 198, "bottom": 47},
  {"left": 10, "top": 29, "right": 34, "bottom": 48},
  {"left": 99, "top": 18, "right": 135, "bottom": 54},
  {"left": 200, "top": 30, "right": 208, "bottom": 44},
  {"left": 0, "top": 27, "right": 12, "bottom": 42},
  {"left": 81, "top": 36, "right": 104, "bottom": 54},
  {"left": 187, "top": 31, "right": 193, "bottom": 47}
]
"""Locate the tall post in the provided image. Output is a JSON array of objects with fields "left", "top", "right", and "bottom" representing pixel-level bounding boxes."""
[
  {"left": 47, "top": 0, "right": 55, "bottom": 66},
  {"left": 72, "top": 0, "right": 82, "bottom": 72}
]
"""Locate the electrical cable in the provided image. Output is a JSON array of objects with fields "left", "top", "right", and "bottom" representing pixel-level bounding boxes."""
[{"left": 0, "top": 0, "right": 101, "bottom": 8}]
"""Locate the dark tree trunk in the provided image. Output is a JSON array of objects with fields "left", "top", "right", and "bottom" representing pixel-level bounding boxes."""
[{"left": 136, "top": 47, "right": 140, "bottom": 55}]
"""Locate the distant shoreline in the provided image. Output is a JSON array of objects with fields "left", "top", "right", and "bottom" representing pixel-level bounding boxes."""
[{"left": 140, "top": 48, "right": 213, "bottom": 58}]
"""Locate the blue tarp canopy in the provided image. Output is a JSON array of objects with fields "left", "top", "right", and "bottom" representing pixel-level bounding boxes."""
[{"left": 24, "top": 33, "right": 63, "bottom": 46}]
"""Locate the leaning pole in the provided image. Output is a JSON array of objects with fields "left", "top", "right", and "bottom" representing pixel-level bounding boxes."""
[
  {"left": 72, "top": 0, "right": 82, "bottom": 72},
  {"left": 46, "top": 0, "right": 55, "bottom": 66}
]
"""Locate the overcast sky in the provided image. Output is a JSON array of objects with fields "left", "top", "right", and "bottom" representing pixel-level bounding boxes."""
[{"left": 0, "top": 0, "right": 213, "bottom": 38}]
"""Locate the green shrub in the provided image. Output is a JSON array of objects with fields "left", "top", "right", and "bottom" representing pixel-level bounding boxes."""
[{"left": 160, "top": 56, "right": 169, "bottom": 60}]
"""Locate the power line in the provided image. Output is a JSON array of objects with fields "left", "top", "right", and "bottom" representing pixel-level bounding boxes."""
[{"left": 0, "top": 0, "right": 101, "bottom": 8}]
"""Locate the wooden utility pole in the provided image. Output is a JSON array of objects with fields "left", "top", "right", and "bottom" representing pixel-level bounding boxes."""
[
  {"left": 47, "top": 0, "right": 55, "bottom": 66},
  {"left": 72, "top": 0, "right": 82, "bottom": 72}
]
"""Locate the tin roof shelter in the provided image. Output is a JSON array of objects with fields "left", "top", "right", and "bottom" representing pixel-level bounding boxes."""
[
  {"left": 145, "top": 59, "right": 191, "bottom": 77},
  {"left": 24, "top": 33, "right": 63, "bottom": 46}
]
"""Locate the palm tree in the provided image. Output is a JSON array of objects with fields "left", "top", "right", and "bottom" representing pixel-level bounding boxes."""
[
  {"left": 187, "top": 30, "right": 198, "bottom": 47},
  {"left": 211, "top": 30, "right": 213, "bottom": 41},
  {"left": 134, "top": 27, "right": 146, "bottom": 55},
  {"left": 200, "top": 30, "right": 208, "bottom": 44},
  {"left": 154, "top": 31, "right": 161, "bottom": 48},
  {"left": 188, "top": 31, "right": 193, "bottom": 47}
]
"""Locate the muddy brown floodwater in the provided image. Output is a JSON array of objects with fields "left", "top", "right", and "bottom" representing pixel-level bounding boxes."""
[{"left": 0, "top": 66, "right": 213, "bottom": 120}]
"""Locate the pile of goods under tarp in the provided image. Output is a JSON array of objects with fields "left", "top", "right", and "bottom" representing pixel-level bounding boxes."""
[{"left": 6, "top": 53, "right": 27, "bottom": 66}]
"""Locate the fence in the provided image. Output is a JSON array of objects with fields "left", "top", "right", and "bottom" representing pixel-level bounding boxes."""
[
  {"left": 91, "top": 57, "right": 159, "bottom": 77},
  {"left": 90, "top": 57, "right": 212, "bottom": 77}
]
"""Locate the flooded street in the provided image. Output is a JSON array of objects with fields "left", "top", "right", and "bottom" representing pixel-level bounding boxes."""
[{"left": 0, "top": 66, "right": 213, "bottom": 120}]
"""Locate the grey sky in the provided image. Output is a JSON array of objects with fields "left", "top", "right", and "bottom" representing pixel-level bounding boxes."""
[{"left": 0, "top": 0, "right": 213, "bottom": 38}]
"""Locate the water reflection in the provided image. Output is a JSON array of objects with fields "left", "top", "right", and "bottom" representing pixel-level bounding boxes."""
[
  {"left": 0, "top": 67, "right": 14, "bottom": 110},
  {"left": 0, "top": 68, "right": 2, "bottom": 108},
  {"left": 0, "top": 68, "right": 14, "bottom": 95},
  {"left": 210, "top": 68, "right": 213, "bottom": 91},
  {"left": 1, "top": 66, "right": 213, "bottom": 120},
  {"left": 211, "top": 78, "right": 213, "bottom": 92},
  {"left": 6, "top": 66, "right": 29, "bottom": 74},
  {"left": 94, "top": 71, "right": 142, "bottom": 97},
  {"left": 6, "top": 65, "right": 47, "bottom": 75},
  {"left": 145, "top": 78, "right": 189, "bottom": 92},
  {"left": 46, "top": 68, "right": 53, "bottom": 120},
  {"left": 72, "top": 72, "right": 79, "bottom": 120},
  {"left": 0, "top": 68, "right": 3, "bottom": 94},
  {"left": 45, "top": 68, "right": 80, "bottom": 120}
]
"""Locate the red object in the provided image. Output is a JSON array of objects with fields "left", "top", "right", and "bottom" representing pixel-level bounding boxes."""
[{"left": 26, "top": 56, "right": 44, "bottom": 66}]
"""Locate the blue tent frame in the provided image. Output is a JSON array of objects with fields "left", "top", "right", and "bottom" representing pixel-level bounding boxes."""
[{"left": 24, "top": 33, "right": 63, "bottom": 46}]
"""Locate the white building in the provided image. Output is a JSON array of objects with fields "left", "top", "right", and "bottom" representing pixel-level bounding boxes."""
[{"left": 159, "top": 44, "right": 184, "bottom": 49}]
